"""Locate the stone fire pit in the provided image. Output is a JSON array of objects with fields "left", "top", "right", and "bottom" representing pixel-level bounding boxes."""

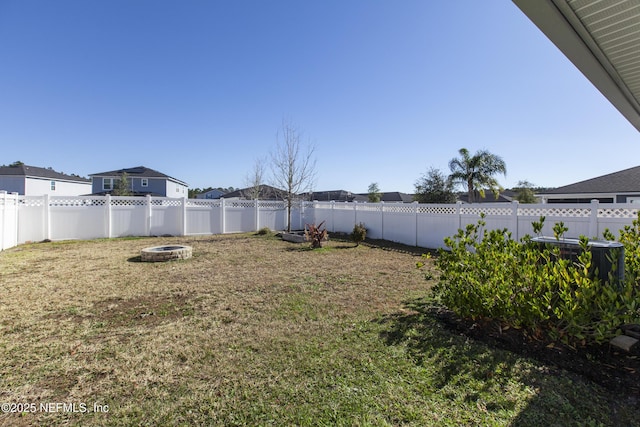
[{"left": 141, "top": 245, "right": 192, "bottom": 262}]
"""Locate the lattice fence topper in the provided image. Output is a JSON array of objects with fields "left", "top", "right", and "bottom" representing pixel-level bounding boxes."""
[
  {"left": 163, "top": 199, "right": 183, "bottom": 207},
  {"left": 49, "top": 198, "right": 107, "bottom": 207},
  {"left": 458, "top": 206, "right": 513, "bottom": 216},
  {"left": 186, "top": 199, "right": 222, "bottom": 208},
  {"left": 110, "top": 197, "right": 148, "bottom": 206},
  {"left": 330, "top": 203, "right": 354, "bottom": 210},
  {"left": 356, "top": 204, "right": 382, "bottom": 212},
  {"left": 598, "top": 207, "right": 640, "bottom": 218},
  {"left": 229, "top": 200, "right": 255, "bottom": 208},
  {"left": 383, "top": 204, "right": 417, "bottom": 213},
  {"left": 258, "top": 201, "right": 285, "bottom": 209},
  {"left": 417, "top": 205, "right": 457, "bottom": 215},
  {"left": 19, "top": 197, "right": 43, "bottom": 207},
  {"left": 518, "top": 207, "right": 592, "bottom": 217}
]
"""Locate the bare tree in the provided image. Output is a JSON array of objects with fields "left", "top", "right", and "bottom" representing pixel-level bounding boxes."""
[
  {"left": 270, "top": 119, "right": 317, "bottom": 232},
  {"left": 244, "top": 157, "right": 266, "bottom": 200}
]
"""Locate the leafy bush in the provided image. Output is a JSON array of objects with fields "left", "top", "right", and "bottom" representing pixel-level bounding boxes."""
[
  {"left": 305, "top": 221, "right": 328, "bottom": 249},
  {"left": 431, "top": 214, "right": 640, "bottom": 346},
  {"left": 350, "top": 223, "right": 367, "bottom": 246},
  {"left": 256, "top": 227, "right": 273, "bottom": 236}
]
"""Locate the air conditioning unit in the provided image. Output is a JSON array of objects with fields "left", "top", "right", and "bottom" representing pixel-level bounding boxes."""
[{"left": 531, "top": 237, "right": 624, "bottom": 285}]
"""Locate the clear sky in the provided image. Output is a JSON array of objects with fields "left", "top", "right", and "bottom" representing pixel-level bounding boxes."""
[{"left": 1, "top": 0, "right": 639, "bottom": 194}]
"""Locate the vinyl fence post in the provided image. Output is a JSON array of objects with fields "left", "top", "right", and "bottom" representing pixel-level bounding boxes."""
[
  {"left": 353, "top": 201, "right": 358, "bottom": 231},
  {"left": 589, "top": 199, "right": 599, "bottom": 238},
  {"left": 105, "top": 194, "right": 112, "bottom": 238},
  {"left": 182, "top": 196, "right": 188, "bottom": 236},
  {"left": 13, "top": 193, "right": 19, "bottom": 247},
  {"left": 330, "top": 200, "right": 335, "bottom": 233},
  {"left": 220, "top": 198, "right": 226, "bottom": 234},
  {"left": 414, "top": 201, "right": 419, "bottom": 247},
  {"left": 44, "top": 194, "right": 51, "bottom": 241},
  {"left": 511, "top": 200, "right": 519, "bottom": 240},
  {"left": 0, "top": 191, "right": 5, "bottom": 250},
  {"left": 456, "top": 201, "right": 463, "bottom": 231},
  {"left": 146, "top": 195, "right": 152, "bottom": 236},
  {"left": 255, "top": 199, "right": 260, "bottom": 232},
  {"left": 381, "top": 201, "right": 385, "bottom": 241}
]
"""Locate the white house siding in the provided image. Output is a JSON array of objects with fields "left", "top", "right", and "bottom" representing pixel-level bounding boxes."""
[
  {"left": 25, "top": 177, "right": 91, "bottom": 196},
  {"left": 165, "top": 180, "right": 189, "bottom": 198}
]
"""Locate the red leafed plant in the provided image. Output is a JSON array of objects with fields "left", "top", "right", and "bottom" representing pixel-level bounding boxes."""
[{"left": 305, "top": 221, "right": 328, "bottom": 249}]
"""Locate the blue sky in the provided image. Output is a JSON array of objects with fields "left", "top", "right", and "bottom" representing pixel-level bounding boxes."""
[{"left": 1, "top": 1, "right": 639, "bottom": 194}]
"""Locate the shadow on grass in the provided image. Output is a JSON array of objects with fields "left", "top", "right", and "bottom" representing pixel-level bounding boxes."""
[{"left": 377, "top": 297, "right": 640, "bottom": 426}]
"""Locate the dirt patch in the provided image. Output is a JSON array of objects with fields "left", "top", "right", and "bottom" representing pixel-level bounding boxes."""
[{"left": 44, "top": 292, "right": 196, "bottom": 328}]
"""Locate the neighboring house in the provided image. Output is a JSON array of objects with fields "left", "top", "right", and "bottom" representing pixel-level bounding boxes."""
[
  {"left": 537, "top": 166, "right": 640, "bottom": 204},
  {"left": 380, "top": 192, "right": 414, "bottom": 203},
  {"left": 457, "top": 190, "right": 516, "bottom": 204},
  {"left": 89, "top": 166, "right": 189, "bottom": 198},
  {"left": 221, "top": 185, "right": 284, "bottom": 200},
  {"left": 0, "top": 164, "right": 91, "bottom": 196},
  {"left": 307, "top": 190, "right": 367, "bottom": 202},
  {"left": 195, "top": 189, "right": 226, "bottom": 200}
]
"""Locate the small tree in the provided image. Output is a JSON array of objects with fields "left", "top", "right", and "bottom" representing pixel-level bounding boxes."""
[
  {"left": 245, "top": 157, "right": 266, "bottom": 200},
  {"left": 367, "top": 183, "right": 382, "bottom": 202},
  {"left": 513, "top": 180, "right": 538, "bottom": 204},
  {"left": 112, "top": 172, "right": 133, "bottom": 196},
  {"left": 270, "top": 119, "right": 317, "bottom": 232},
  {"left": 413, "top": 167, "right": 457, "bottom": 203}
]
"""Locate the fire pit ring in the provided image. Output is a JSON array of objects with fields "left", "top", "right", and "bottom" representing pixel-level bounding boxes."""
[{"left": 141, "top": 245, "right": 192, "bottom": 262}]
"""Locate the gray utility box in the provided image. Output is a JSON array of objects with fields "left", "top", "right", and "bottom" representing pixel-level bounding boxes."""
[{"left": 531, "top": 237, "right": 625, "bottom": 284}]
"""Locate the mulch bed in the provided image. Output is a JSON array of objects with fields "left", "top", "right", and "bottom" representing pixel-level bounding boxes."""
[{"left": 432, "top": 308, "right": 640, "bottom": 401}]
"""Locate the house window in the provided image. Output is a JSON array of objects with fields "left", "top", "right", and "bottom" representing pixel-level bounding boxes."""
[
  {"left": 141, "top": 178, "right": 148, "bottom": 187},
  {"left": 103, "top": 178, "right": 114, "bottom": 191},
  {"left": 50, "top": 181, "right": 56, "bottom": 191}
]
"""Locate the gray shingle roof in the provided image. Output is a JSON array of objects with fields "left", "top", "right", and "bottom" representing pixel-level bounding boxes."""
[
  {"left": 90, "top": 166, "right": 188, "bottom": 186},
  {"left": 0, "top": 164, "right": 90, "bottom": 182},
  {"left": 539, "top": 166, "right": 640, "bottom": 195}
]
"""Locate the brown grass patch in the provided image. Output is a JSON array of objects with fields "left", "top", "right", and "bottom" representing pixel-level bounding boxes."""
[{"left": 0, "top": 233, "right": 432, "bottom": 426}]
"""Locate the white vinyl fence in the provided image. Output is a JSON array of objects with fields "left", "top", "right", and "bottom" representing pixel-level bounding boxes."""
[
  {"left": 1, "top": 192, "right": 639, "bottom": 251},
  {"left": 308, "top": 200, "right": 640, "bottom": 249}
]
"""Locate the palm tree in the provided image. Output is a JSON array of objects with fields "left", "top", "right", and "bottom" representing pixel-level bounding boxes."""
[{"left": 448, "top": 148, "right": 507, "bottom": 203}]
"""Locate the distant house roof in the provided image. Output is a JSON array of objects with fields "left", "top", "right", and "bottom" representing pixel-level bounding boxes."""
[
  {"left": 538, "top": 165, "right": 640, "bottom": 195},
  {"left": 0, "top": 164, "right": 89, "bottom": 183},
  {"left": 90, "top": 166, "right": 188, "bottom": 187},
  {"left": 380, "top": 192, "right": 414, "bottom": 203},
  {"left": 222, "top": 185, "right": 284, "bottom": 200},
  {"left": 457, "top": 190, "right": 515, "bottom": 204},
  {"left": 308, "top": 190, "right": 367, "bottom": 202}
]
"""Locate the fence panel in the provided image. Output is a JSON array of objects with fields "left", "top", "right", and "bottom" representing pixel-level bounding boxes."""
[
  {"left": 0, "top": 192, "right": 19, "bottom": 250},
  {"left": 259, "top": 200, "right": 287, "bottom": 231},
  {"left": 380, "top": 204, "right": 417, "bottom": 246},
  {"left": 149, "top": 199, "right": 183, "bottom": 236},
  {"left": 354, "top": 204, "right": 383, "bottom": 239},
  {"left": 417, "top": 204, "right": 459, "bottom": 249},
  {"left": 49, "top": 197, "right": 109, "bottom": 240},
  {"left": 224, "top": 200, "right": 256, "bottom": 233},
  {"left": 186, "top": 199, "right": 222, "bottom": 235}
]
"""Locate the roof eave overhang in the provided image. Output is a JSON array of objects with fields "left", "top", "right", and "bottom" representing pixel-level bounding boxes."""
[{"left": 512, "top": 0, "right": 640, "bottom": 132}]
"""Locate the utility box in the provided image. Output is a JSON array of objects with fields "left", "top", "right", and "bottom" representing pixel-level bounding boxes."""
[{"left": 531, "top": 237, "right": 625, "bottom": 285}]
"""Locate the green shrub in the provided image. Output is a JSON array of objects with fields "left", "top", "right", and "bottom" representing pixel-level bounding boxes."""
[
  {"left": 350, "top": 223, "right": 367, "bottom": 246},
  {"left": 256, "top": 227, "right": 273, "bottom": 236},
  {"left": 431, "top": 214, "right": 640, "bottom": 346}
]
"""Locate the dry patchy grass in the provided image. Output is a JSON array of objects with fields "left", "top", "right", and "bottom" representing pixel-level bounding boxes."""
[
  {"left": 0, "top": 234, "right": 429, "bottom": 426},
  {"left": 1, "top": 233, "right": 637, "bottom": 426}
]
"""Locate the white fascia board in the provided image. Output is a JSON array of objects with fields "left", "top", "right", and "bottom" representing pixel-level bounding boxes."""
[{"left": 512, "top": 0, "right": 640, "bottom": 132}]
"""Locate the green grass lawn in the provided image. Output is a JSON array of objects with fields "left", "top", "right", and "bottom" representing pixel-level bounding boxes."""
[{"left": 0, "top": 233, "right": 637, "bottom": 426}]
